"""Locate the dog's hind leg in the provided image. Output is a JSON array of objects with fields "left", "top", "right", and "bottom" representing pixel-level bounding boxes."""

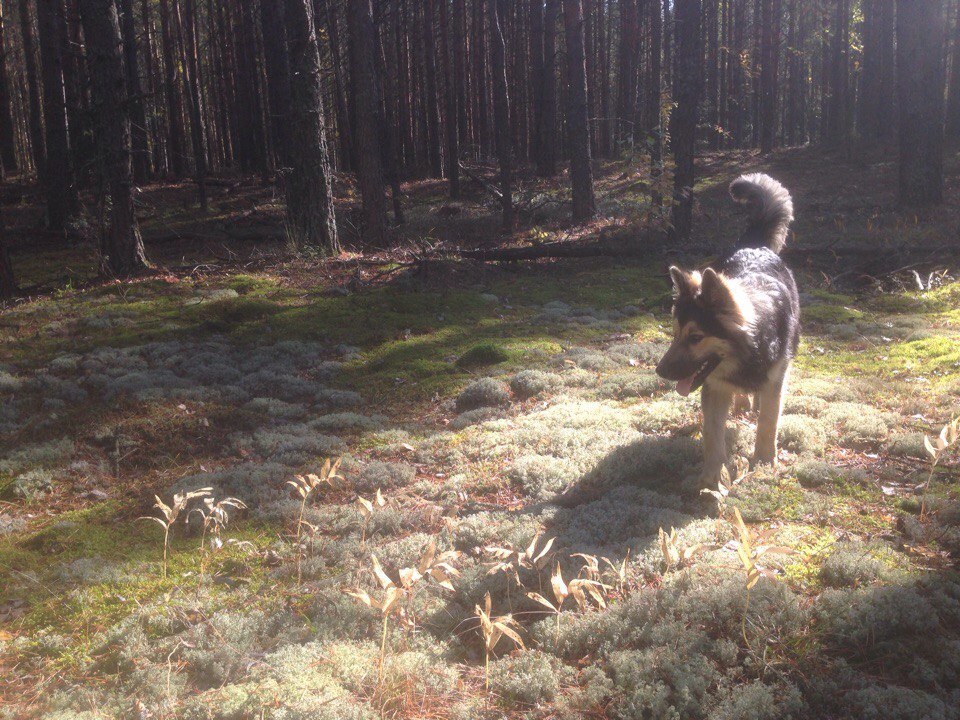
[
  {"left": 754, "top": 361, "right": 790, "bottom": 466},
  {"left": 701, "top": 382, "right": 734, "bottom": 484}
]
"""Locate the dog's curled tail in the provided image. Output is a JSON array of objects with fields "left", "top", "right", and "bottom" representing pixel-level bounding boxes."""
[{"left": 728, "top": 173, "right": 794, "bottom": 254}]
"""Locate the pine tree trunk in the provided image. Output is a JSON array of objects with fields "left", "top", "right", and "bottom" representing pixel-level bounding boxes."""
[
  {"left": 563, "top": 0, "right": 595, "bottom": 222},
  {"left": 859, "top": 0, "right": 881, "bottom": 140},
  {"left": 260, "top": 0, "right": 291, "bottom": 168},
  {"left": 647, "top": 0, "right": 663, "bottom": 200},
  {"left": 945, "top": 0, "right": 960, "bottom": 137},
  {"left": 529, "top": 0, "right": 544, "bottom": 165},
  {"left": 119, "top": 0, "right": 150, "bottom": 181},
  {"left": 705, "top": 0, "right": 720, "bottom": 149},
  {"left": 37, "top": 0, "right": 78, "bottom": 233},
  {"left": 489, "top": 0, "right": 513, "bottom": 231},
  {"left": 282, "top": 0, "right": 339, "bottom": 254},
  {"left": 759, "top": 0, "right": 781, "bottom": 152},
  {"left": 79, "top": 0, "right": 149, "bottom": 276},
  {"left": 180, "top": 0, "right": 207, "bottom": 209},
  {"left": 158, "top": 0, "right": 185, "bottom": 176},
  {"left": 0, "top": 0, "right": 18, "bottom": 174},
  {"left": 439, "top": 0, "right": 459, "bottom": 197},
  {"left": 0, "top": 201, "right": 14, "bottom": 299},
  {"left": 669, "top": 0, "right": 701, "bottom": 241},
  {"left": 19, "top": 0, "right": 45, "bottom": 175},
  {"left": 616, "top": 0, "right": 637, "bottom": 149},
  {"left": 422, "top": 0, "right": 442, "bottom": 177},
  {"left": 348, "top": 0, "right": 388, "bottom": 245},
  {"left": 453, "top": 0, "right": 468, "bottom": 153},
  {"left": 319, "top": 0, "right": 352, "bottom": 171},
  {"left": 897, "top": 0, "right": 944, "bottom": 206},
  {"left": 598, "top": 0, "right": 611, "bottom": 156},
  {"left": 537, "top": 0, "right": 558, "bottom": 176},
  {"left": 877, "top": 0, "right": 895, "bottom": 141}
]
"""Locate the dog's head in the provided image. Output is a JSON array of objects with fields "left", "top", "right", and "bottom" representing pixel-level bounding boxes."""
[{"left": 655, "top": 266, "right": 755, "bottom": 396}]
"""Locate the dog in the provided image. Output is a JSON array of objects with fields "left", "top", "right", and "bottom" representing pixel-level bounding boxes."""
[{"left": 655, "top": 173, "right": 800, "bottom": 483}]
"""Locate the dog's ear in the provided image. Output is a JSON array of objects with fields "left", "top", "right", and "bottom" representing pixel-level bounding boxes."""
[
  {"left": 669, "top": 266, "right": 701, "bottom": 298},
  {"left": 701, "top": 268, "right": 753, "bottom": 330}
]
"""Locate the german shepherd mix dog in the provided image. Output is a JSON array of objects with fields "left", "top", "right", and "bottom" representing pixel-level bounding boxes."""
[{"left": 655, "top": 174, "right": 800, "bottom": 483}]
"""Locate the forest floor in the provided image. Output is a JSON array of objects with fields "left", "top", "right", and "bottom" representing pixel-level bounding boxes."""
[{"left": 1, "top": 145, "right": 960, "bottom": 720}]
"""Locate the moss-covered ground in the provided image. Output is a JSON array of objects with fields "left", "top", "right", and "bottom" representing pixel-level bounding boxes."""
[{"left": 2, "top": 148, "right": 959, "bottom": 719}]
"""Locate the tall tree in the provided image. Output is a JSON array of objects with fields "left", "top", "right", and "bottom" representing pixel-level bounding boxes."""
[
  {"left": 439, "top": 0, "right": 459, "bottom": 197},
  {"left": 669, "top": 0, "right": 702, "bottom": 241},
  {"left": 79, "top": 0, "right": 149, "bottom": 275},
  {"left": 896, "top": 0, "right": 944, "bottom": 206},
  {"left": 489, "top": 0, "right": 513, "bottom": 230},
  {"left": 19, "top": 0, "right": 45, "bottom": 174},
  {"left": 0, "top": 0, "right": 18, "bottom": 174},
  {"left": 260, "top": 0, "right": 290, "bottom": 168},
  {"left": 179, "top": 0, "right": 208, "bottom": 209},
  {"left": 348, "top": 0, "right": 388, "bottom": 245},
  {"left": 422, "top": 0, "right": 442, "bottom": 178},
  {"left": 563, "top": 0, "right": 595, "bottom": 221},
  {"left": 537, "top": 0, "right": 558, "bottom": 176},
  {"left": 158, "top": 0, "right": 185, "bottom": 177},
  {"left": 320, "top": 0, "right": 353, "bottom": 171},
  {"left": 616, "top": 0, "right": 638, "bottom": 149},
  {"left": 876, "top": 0, "right": 895, "bottom": 141},
  {"left": 529, "top": 0, "right": 544, "bottom": 165},
  {"left": 282, "top": 0, "right": 339, "bottom": 254},
  {"left": 119, "top": 0, "right": 150, "bottom": 181},
  {"left": 945, "top": 0, "right": 960, "bottom": 138},
  {"left": 647, "top": 0, "right": 664, "bottom": 202},
  {"left": 0, "top": 200, "right": 14, "bottom": 299},
  {"left": 37, "top": 0, "right": 78, "bottom": 232},
  {"left": 758, "top": 0, "right": 781, "bottom": 152}
]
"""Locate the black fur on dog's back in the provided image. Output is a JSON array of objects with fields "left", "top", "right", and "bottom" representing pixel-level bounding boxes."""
[
  {"left": 710, "top": 174, "right": 800, "bottom": 389},
  {"left": 717, "top": 248, "right": 800, "bottom": 389}
]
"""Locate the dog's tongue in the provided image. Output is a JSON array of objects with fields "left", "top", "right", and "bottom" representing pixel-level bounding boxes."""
[{"left": 676, "top": 373, "right": 696, "bottom": 397}]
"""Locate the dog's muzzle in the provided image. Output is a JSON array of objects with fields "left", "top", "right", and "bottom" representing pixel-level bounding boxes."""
[{"left": 657, "top": 355, "right": 721, "bottom": 396}]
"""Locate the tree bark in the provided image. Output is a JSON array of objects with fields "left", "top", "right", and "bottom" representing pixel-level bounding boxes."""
[
  {"left": 119, "top": 0, "right": 150, "bottom": 181},
  {"left": 281, "top": 0, "right": 339, "bottom": 254},
  {"left": 669, "top": 0, "right": 702, "bottom": 241},
  {"left": 705, "top": 0, "right": 720, "bottom": 149},
  {"left": 19, "top": 0, "right": 45, "bottom": 175},
  {"left": 179, "top": 0, "right": 208, "bottom": 209},
  {"left": 537, "top": 0, "right": 558, "bottom": 176},
  {"left": 563, "top": 0, "right": 595, "bottom": 221},
  {"left": 79, "top": 0, "right": 149, "bottom": 276},
  {"left": 489, "top": 0, "right": 513, "bottom": 231},
  {"left": 759, "top": 0, "right": 781, "bottom": 152},
  {"left": 422, "top": 0, "right": 442, "bottom": 178},
  {"left": 647, "top": 0, "right": 663, "bottom": 200},
  {"left": 529, "top": 0, "right": 543, "bottom": 165},
  {"left": 439, "top": 0, "right": 459, "bottom": 197},
  {"left": 158, "top": 0, "right": 185, "bottom": 176},
  {"left": 945, "top": 0, "right": 960, "bottom": 137},
  {"left": 348, "top": 0, "right": 388, "bottom": 245},
  {"left": 616, "top": 0, "right": 637, "bottom": 149},
  {"left": 897, "top": 0, "right": 944, "bottom": 206},
  {"left": 260, "top": 0, "right": 291, "bottom": 168},
  {"left": 0, "top": 200, "right": 14, "bottom": 299},
  {"left": 0, "top": 0, "right": 18, "bottom": 174},
  {"left": 37, "top": 0, "right": 78, "bottom": 232}
]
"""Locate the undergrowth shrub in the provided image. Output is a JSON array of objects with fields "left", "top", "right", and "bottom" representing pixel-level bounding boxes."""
[
  {"left": 510, "top": 370, "right": 562, "bottom": 399},
  {"left": 10, "top": 469, "right": 54, "bottom": 499},
  {"left": 886, "top": 432, "right": 928, "bottom": 459},
  {"left": 354, "top": 461, "right": 416, "bottom": 492},
  {"left": 508, "top": 454, "right": 578, "bottom": 499},
  {"left": 778, "top": 415, "right": 827, "bottom": 455},
  {"left": 457, "top": 343, "right": 510, "bottom": 368},
  {"left": 490, "top": 651, "right": 573, "bottom": 707},
  {"left": 456, "top": 378, "right": 511, "bottom": 411},
  {"left": 820, "top": 542, "right": 898, "bottom": 588}
]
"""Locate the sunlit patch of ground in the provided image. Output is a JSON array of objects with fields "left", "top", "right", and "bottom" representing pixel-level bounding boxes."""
[
  {"left": 2, "top": 253, "right": 958, "bottom": 719},
  {"left": 2, "top": 148, "right": 960, "bottom": 718}
]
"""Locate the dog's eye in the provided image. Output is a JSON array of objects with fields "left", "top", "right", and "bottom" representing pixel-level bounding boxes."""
[{"left": 688, "top": 334, "right": 705, "bottom": 345}]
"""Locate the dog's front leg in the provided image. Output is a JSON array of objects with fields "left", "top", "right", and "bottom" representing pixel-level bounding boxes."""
[
  {"left": 700, "top": 382, "right": 733, "bottom": 484},
  {"left": 754, "top": 364, "right": 789, "bottom": 466}
]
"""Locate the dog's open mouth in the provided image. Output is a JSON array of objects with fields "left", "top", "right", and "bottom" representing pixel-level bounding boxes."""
[{"left": 675, "top": 357, "right": 721, "bottom": 397}]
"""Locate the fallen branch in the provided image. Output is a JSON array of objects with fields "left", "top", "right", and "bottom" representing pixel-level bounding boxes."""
[{"left": 458, "top": 162, "right": 502, "bottom": 200}]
